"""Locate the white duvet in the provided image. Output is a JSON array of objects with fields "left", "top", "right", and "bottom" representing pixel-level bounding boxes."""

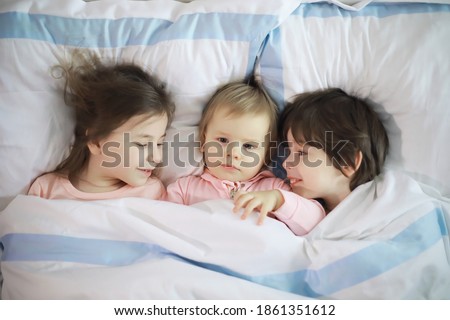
[{"left": 0, "top": 171, "right": 448, "bottom": 299}]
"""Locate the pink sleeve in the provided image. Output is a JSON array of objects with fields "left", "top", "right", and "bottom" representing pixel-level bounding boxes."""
[
  {"left": 257, "top": 176, "right": 290, "bottom": 191},
  {"left": 164, "top": 178, "right": 188, "bottom": 204},
  {"left": 273, "top": 178, "right": 291, "bottom": 191},
  {"left": 273, "top": 189, "right": 326, "bottom": 236}
]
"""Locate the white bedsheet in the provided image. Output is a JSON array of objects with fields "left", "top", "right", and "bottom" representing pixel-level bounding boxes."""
[{"left": 1, "top": 171, "right": 448, "bottom": 299}]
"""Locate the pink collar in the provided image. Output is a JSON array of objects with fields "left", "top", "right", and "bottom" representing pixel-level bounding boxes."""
[{"left": 201, "top": 168, "right": 275, "bottom": 190}]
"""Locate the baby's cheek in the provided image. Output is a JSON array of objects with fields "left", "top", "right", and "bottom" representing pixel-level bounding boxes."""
[
  {"left": 244, "top": 148, "right": 265, "bottom": 163},
  {"left": 203, "top": 145, "right": 225, "bottom": 159}
]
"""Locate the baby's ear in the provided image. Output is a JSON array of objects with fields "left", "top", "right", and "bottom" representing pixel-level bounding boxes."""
[
  {"left": 342, "top": 150, "right": 363, "bottom": 177},
  {"left": 199, "top": 135, "right": 205, "bottom": 152}
]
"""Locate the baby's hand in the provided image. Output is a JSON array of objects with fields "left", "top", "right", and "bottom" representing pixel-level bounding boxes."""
[{"left": 233, "top": 190, "right": 284, "bottom": 225}]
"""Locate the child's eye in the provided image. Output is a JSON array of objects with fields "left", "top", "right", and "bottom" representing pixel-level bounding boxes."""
[
  {"left": 217, "top": 137, "right": 228, "bottom": 144},
  {"left": 297, "top": 150, "right": 307, "bottom": 156},
  {"left": 133, "top": 142, "right": 147, "bottom": 148},
  {"left": 243, "top": 143, "right": 257, "bottom": 150}
]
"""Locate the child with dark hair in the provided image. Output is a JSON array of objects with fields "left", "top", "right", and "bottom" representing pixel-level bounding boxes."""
[
  {"left": 233, "top": 88, "right": 389, "bottom": 235},
  {"left": 28, "top": 50, "right": 174, "bottom": 200}
]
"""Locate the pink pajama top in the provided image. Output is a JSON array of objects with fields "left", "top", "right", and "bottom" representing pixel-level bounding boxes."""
[
  {"left": 276, "top": 189, "right": 326, "bottom": 236},
  {"left": 165, "top": 169, "right": 325, "bottom": 235},
  {"left": 27, "top": 173, "right": 165, "bottom": 200}
]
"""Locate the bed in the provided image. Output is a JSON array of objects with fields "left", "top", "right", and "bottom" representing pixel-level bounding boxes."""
[{"left": 0, "top": 0, "right": 449, "bottom": 299}]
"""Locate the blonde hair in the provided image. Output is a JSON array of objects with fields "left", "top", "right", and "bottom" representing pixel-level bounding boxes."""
[{"left": 198, "top": 79, "right": 278, "bottom": 166}]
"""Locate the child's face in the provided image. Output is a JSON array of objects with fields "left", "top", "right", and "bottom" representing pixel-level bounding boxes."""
[
  {"left": 283, "top": 130, "right": 351, "bottom": 208},
  {"left": 203, "top": 106, "right": 269, "bottom": 182},
  {"left": 92, "top": 113, "right": 168, "bottom": 187}
]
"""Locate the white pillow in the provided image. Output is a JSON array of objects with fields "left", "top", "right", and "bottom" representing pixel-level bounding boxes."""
[
  {"left": 257, "top": 2, "right": 450, "bottom": 196},
  {"left": 0, "top": 0, "right": 299, "bottom": 210}
]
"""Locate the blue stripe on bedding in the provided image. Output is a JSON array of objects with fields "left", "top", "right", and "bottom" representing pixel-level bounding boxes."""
[
  {"left": 0, "top": 11, "right": 273, "bottom": 78},
  {"left": 259, "top": 2, "right": 450, "bottom": 107},
  {"left": 0, "top": 208, "right": 446, "bottom": 297},
  {"left": 258, "top": 26, "right": 285, "bottom": 109},
  {"left": 0, "top": 12, "right": 275, "bottom": 46},
  {"left": 0, "top": 233, "right": 175, "bottom": 266},
  {"left": 267, "top": 207, "right": 449, "bottom": 297},
  {"left": 294, "top": 2, "right": 450, "bottom": 18}
]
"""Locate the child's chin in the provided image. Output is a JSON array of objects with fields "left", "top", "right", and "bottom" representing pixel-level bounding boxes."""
[
  {"left": 128, "top": 178, "right": 149, "bottom": 187},
  {"left": 213, "top": 170, "right": 241, "bottom": 182},
  {"left": 292, "top": 186, "right": 308, "bottom": 197}
]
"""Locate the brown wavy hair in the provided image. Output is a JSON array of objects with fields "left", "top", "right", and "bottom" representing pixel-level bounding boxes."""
[{"left": 53, "top": 50, "right": 174, "bottom": 177}]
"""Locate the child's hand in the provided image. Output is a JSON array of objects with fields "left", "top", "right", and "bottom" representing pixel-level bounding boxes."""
[{"left": 233, "top": 190, "right": 284, "bottom": 225}]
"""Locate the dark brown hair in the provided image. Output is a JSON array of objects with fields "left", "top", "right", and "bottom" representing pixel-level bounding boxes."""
[
  {"left": 53, "top": 50, "right": 174, "bottom": 177},
  {"left": 280, "top": 88, "right": 389, "bottom": 190}
]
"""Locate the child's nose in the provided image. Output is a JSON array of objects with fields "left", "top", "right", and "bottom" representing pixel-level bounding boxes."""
[
  {"left": 282, "top": 153, "right": 294, "bottom": 170},
  {"left": 148, "top": 143, "right": 163, "bottom": 165},
  {"left": 225, "top": 142, "right": 242, "bottom": 160},
  {"left": 229, "top": 145, "right": 242, "bottom": 160}
]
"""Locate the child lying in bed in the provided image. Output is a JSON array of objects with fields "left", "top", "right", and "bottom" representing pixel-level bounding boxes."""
[
  {"left": 165, "top": 79, "right": 325, "bottom": 234},
  {"left": 28, "top": 50, "right": 174, "bottom": 200},
  {"left": 233, "top": 88, "right": 389, "bottom": 234}
]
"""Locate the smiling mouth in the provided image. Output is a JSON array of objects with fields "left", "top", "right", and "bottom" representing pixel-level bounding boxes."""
[
  {"left": 138, "top": 168, "right": 153, "bottom": 175},
  {"left": 288, "top": 178, "right": 302, "bottom": 186}
]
